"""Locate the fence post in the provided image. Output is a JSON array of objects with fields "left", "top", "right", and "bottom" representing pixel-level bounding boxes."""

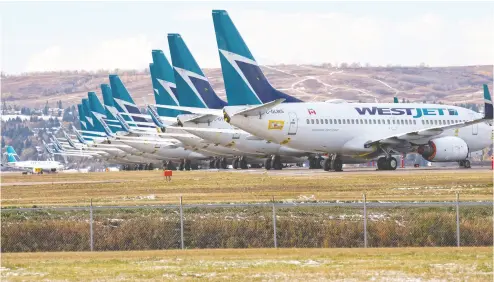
[
  {"left": 272, "top": 196, "right": 277, "bottom": 248},
  {"left": 179, "top": 196, "right": 184, "bottom": 250},
  {"left": 456, "top": 192, "right": 460, "bottom": 247},
  {"left": 90, "top": 199, "right": 94, "bottom": 252},
  {"left": 363, "top": 193, "right": 367, "bottom": 248}
]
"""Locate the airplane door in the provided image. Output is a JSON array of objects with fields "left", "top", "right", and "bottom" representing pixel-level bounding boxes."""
[
  {"left": 288, "top": 112, "right": 298, "bottom": 135},
  {"left": 469, "top": 113, "right": 478, "bottom": 135}
]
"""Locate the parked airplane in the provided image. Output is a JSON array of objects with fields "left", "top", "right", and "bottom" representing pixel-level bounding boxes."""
[
  {"left": 2, "top": 146, "right": 64, "bottom": 173},
  {"left": 162, "top": 10, "right": 492, "bottom": 171}
]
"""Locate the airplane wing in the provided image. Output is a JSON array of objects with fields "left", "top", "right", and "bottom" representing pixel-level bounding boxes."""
[{"left": 365, "top": 85, "right": 493, "bottom": 148}]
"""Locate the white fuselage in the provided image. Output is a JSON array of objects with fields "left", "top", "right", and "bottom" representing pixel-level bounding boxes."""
[
  {"left": 225, "top": 102, "right": 492, "bottom": 158},
  {"left": 180, "top": 115, "right": 308, "bottom": 157},
  {"left": 7, "top": 160, "right": 64, "bottom": 172}
]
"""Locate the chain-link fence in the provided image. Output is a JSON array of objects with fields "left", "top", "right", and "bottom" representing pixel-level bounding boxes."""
[{"left": 1, "top": 195, "right": 492, "bottom": 252}]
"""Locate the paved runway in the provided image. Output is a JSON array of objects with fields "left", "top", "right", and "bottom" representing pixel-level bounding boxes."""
[{"left": 226, "top": 166, "right": 492, "bottom": 176}]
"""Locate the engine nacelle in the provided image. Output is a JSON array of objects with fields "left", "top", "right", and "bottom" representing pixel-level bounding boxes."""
[{"left": 418, "top": 136, "right": 468, "bottom": 162}]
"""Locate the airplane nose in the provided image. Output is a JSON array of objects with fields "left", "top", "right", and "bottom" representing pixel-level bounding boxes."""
[{"left": 188, "top": 152, "right": 207, "bottom": 159}]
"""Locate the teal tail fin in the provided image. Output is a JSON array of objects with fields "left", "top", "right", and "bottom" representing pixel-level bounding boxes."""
[
  {"left": 212, "top": 10, "right": 301, "bottom": 105},
  {"left": 168, "top": 34, "right": 227, "bottom": 109},
  {"left": 6, "top": 146, "right": 19, "bottom": 163},
  {"left": 483, "top": 84, "right": 492, "bottom": 119}
]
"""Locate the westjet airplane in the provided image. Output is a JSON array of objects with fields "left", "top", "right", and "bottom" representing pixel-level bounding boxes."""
[
  {"left": 2, "top": 146, "right": 64, "bottom": 173},
  {"left": 162, "top": 10, "right": 492, "bottom": 171},
  {"left": 160, "top": 33, "right": 311, "bottom": 170},
  {"left": 212, "top": 10, "right": 493, "bottom": 171}
]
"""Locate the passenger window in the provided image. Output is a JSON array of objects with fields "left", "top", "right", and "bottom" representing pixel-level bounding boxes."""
[
  {"left": 347, "top": 119, "right": 350, "bottom": 124},
  {"left": 307, "top": 119, "right": 310, "bottom": 124},
  {"left": 316, "top": 119, "right": 319, "bottom": 124},
  {"left": 401, "top": 120, "right": 404, "bottom": 125},
  {"left": 421, "top": 120, "right": 425, "bottom": 125},
  {"left": 338, "top": 119, "right": 341, "bottom": 124},
  {"left": 311, "top": 119, "right": 314, "bottom": 124},
  {"left": 392, "top": 120, "right": 395, "bottom": 124},
  {"left": 342, "top": 119, "right": 346, "bottom": 124},
  {"left": 325, "top": 119, "right": 328, "bottom": 124},
  {"left": 413, "top": 120, "right": 416, "bottom": 125},
  {"left": 351, "top": 119, "right": 355, "bottom": 124},
  {"left": 378, "top": 120, "right": 381, "bottom": 124},
  {"left": 355, "top": 120, "right": 359, "bottom": 124},
  {"left": 334, "top": 119, "right": 337, "bottom": 124},
  {"left": 405, "top": 120, "right": 408, "bottom": 125},
  {"left": 387, "top": 120, "right": 390, "bottom": 124},
  {"left": 360, "top": 119, "right": 364, "bottom": 124}
]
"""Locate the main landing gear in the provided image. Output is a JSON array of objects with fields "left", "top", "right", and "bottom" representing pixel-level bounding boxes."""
[
  {"left": 265, "top": 155, "right": 282, "bottom": 170},
  {"left": 308, "top": 156, "right": 323, "bottom": 169},
  {"left": 458, "top": 160, "right": 471, "bottom": 168},
  {"left": 322, "top": 154, "right": 343, "bottom": 172},
  {"left": 376, "top": 157, "right": 398, "bottom": 171},
  {"left": 233, "top": 156, "right": 248, "bottom": 169},
  {"left": 178, "top": 159, "right": 192, "bottom": 171}
]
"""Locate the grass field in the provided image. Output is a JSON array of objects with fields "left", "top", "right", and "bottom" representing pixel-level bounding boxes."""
[
  {"left": 1, "top": 169, "right": 492, "bottom": 207},
  {"left": 1, "top": 247, "right": 492, "bottom": 281}
]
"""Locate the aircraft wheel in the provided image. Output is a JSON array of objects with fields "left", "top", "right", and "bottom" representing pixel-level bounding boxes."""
[
  {"left": 179, "top": 160, "right": 185, "bottom": 171},
  {"left": 308, "top": 157, "right": 317, "bottom": 169},
  {"left": 322, "top": 158, "right": 331, "bottom": 171},
  {"left": 240, "top": 157, "right": 248, "bottom": 169},
  {"left": 220, "top": 158, "right": 228, "bottom": 169},
  {"left": 184, "top": 159, "right": 191, "bottom": 171},
  {"left": 166, "top": 161, "right": 176, "bottom": 170},
  {"left": 332, "top": 158, "right": 343, "bottom": 172},
  {"left": 232, "top": 158, "right": 239, "bottom": 169},
  {"left": 214, "top": 159, "right": 221, "bottom": 169},
  {"left": 463, "top": 160, "right": 471, "bottom": 168},
  {"left": 264, "top": 158, "right": 272, "bottom": 170},
  {"left": 272, "top": 155, "right": 282, "bottom": 170},
  {"left": 377, "top": 157, "right": 386, "bottom": 170},
  {"left": 387, "top": 157, "right": 398, "bottom": 170}
]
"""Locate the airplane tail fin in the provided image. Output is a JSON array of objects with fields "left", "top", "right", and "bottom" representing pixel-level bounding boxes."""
[
  {"left": 393, "top": 97, "right": 399, "bottom": 103},
  {"left": 82, "top": 99, "right": 94, "bottom": 130},
  {"left": 77, "top": 104, "right": 88, "bottom": 130},
  {"left": 109, "top": 74, "right": 136, "bottom": 105},
  {"left": 483, "top": 84, "right": 492, "bottom": 119},
  {"left": 6, "top": 146, "right": 19, "bottom": 163},
  {"left": 168, "top": 34, "right": 227, "bottom": 109},
  {"left": 212, "top": 10, "right": 301, "bottom": 105},
  {"left": 149, "top": 59, "right": 181, "bottom": 118}
]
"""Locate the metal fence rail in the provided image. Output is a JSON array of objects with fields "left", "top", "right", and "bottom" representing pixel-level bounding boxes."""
[{"left": 1, "top": 195, "right": 492, "bottom": 252}]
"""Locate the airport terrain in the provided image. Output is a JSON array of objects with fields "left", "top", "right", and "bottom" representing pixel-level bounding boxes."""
[
  {"left": 1, "top": 168, "right": 492, "bottom": 207},
  {"left": 2, "top": 248, "right": 492, "bottom": 281}
]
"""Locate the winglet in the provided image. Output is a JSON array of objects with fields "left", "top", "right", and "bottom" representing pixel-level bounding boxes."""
[
  {"left": 393, "top": 97, "right": 399, "bottom": 103},
  {"left": 483, "top": 84, "right": 492, "bottom": 119}
]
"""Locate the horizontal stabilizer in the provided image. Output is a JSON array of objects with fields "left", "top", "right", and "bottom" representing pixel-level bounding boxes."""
[
  {"left": 178, "top": 114, "right": 220, "bottom": 125},
  {"left": 227, "top": 98, "right": 285, "bottom": 118}
]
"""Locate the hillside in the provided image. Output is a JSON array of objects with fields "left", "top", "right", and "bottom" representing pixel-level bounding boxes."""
[{"left": 1, "top": 65, "right": 492, "bottom": 108}]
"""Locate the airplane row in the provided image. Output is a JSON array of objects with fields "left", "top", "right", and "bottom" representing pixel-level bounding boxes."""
[{"left": 43, "top": 10, "right": 492, "bottom": 172}]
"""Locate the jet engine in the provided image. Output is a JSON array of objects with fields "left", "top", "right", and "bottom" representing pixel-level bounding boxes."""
[{"left": 417, "top": 136, "right": 468, "bottom": 162}]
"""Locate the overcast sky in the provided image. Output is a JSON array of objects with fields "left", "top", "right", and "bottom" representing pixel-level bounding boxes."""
[{"left": 1, "top": 1, "right": 493, "bottom": 74}]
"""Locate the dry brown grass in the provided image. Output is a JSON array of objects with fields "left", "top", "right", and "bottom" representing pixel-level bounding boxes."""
[
  {"left": 2, "top": 247, "right": 492, "bottom": 281},
  {"left": 1, "top": 169, "right": 492, "bottom": 207}
]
